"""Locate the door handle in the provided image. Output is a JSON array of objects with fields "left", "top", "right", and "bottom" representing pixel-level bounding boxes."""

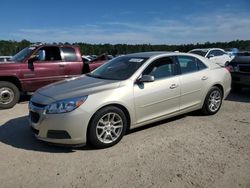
[
  {"left": 201, "top": 76, "right": 208, "bottom": 80},
  {"left": 59, "top": 64, "right": 65, "bottom": 68},
  {"left": 170, "top": 84, "right": 178, "bottom": 89}
]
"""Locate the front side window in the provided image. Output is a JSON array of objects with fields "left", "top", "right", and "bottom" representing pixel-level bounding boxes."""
[
  {"left": 89, "top": 56, "right": 148, "bottom": 80},
  {"left": 177, "top": 56, "right": 207, "bottom": 74},
  {"left": 214, "top": 50, "right": 225, "bottom": 56},
  {"left": 207, "top": 50, "right": 215, "bottom": 57},
  {"left": 143, "top": 57, "right": 176, "bottom": 80},
  {"left": 33, "top": 47, "right": 62, "bottom": 62}
]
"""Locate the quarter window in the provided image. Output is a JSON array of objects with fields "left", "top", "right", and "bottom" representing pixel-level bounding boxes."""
[{"left": 143, "top": 57, "right": 175, "bottom": 80}]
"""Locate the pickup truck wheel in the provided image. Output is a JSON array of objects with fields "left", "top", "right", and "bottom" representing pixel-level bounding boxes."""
[
  {"left": 0, "top": 81, "right": 20, "bottom": 109},
  {"left": 88, "top": 106, "right": 127, "bottom": 148}
]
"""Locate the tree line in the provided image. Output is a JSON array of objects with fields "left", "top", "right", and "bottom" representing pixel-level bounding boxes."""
[{"left": 0, "top": 39, "right": 250, "bottom": 56}]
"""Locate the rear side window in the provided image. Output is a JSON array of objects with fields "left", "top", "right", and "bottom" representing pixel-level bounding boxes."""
[
  {"left": 197, "top": 59, "right": 207, "bottom": 70},
  {"left": 61, "top": 47, "right": 78, "bottom": 61},
  {"left": 177, "top": 56, "right": 207, "bottom": 74}
]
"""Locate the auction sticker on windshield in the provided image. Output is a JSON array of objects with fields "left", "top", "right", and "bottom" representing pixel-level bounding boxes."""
[{"left": 129, "top": 58, "right": 145, "bottom": 63}]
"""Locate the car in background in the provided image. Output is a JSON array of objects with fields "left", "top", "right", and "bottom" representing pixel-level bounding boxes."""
[
  {"left": 0, "top": 44, "right": 106, "bottom": 109},
  {"left": 82, "top": 55, "right": 93, "bottom": 62},
  {"left": 226, "top": 51, "right": 250, "bottom": 91},
  {"left": 0, "top": 56, "right": 12, "bottom": 62},
  {"left": 29, "top": 51, "right": 231, "bottom": 148},
  {"left": 189, "top": 48, "right": 233, "bottom": 66},
  {"left": 82, "top": 54, "right": 113, "bottom": 63}
]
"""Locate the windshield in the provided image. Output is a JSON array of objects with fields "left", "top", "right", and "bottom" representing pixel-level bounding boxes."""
[
  {"left": 87, "top": 56, "right": 148, "bottom": 80},
  {"left": 11, "top": 46, "right": 36, "bottom": 62},
  {"left": 189, "top": 50, "right": 207, "bottom": 57}
]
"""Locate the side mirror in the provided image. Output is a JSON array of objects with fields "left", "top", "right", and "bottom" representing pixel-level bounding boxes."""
[
  {"left": 138, "top": 75, "right": 155, "bottom": 83},
  {"left": 28, "top": 59, "right": 34, "bottom": 70},
  {"left": 207, "top": 54, "right": 215, "bottom": 59}
]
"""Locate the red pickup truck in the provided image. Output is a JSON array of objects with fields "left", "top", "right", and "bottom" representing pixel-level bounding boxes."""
[{"left": 0, "top": 44, "right": 106, "bottom": 109}]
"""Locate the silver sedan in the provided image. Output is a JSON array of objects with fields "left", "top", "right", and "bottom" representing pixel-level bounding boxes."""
[{"left": 29, "top": 52, "right": 231, "bottom": 148}]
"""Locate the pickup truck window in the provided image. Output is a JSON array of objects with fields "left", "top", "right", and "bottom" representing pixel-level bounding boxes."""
[
  {"left": 61, "top": 47, "right": 78, "bottom": 61},
  {"left": 11, "top": 47, "right": 35, "bottom": 62},
  {"left": 34, "top": 47, "right": 62, "bottom": 62}
]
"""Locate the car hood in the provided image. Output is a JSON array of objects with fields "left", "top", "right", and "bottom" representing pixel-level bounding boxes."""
[{"left": 32, "top": 75, "right": 121, "bottom": 105}]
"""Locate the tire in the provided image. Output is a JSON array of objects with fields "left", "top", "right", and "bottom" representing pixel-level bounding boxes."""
[
  {"left": 0, "top": 81, "right": 20, "bottom": 109},
  {"left": 201, "top": 86, "right": 223, "bottom": 115},
  {"left": 88, "top": 106, "right": 127, "bottom": 148}
]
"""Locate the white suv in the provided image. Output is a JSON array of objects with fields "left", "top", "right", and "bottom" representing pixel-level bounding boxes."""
[
  {"left": 189, "top": 48, "right": 233, "bottom": 66},
  {"left": 0, "top": 56, "right": 12, "bottom": 62}
]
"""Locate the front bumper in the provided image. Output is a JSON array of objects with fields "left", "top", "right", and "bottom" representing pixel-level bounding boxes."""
[
  {"left": 29, "top": 102, "right": 90, "bottom": 145},
  {"left": 231, "top": 73, "right": 250, "bottom": 87}
]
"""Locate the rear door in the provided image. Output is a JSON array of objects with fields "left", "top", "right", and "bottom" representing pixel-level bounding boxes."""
[
  {"left": 176, "top": 55, "right": 209, "bottom": 111},
  {"left": 133, "top": 56, "right": 180, "bottom": 124},
  {"left": 60, "top": 47, "right": 83, "bottom": 78},
  {"left": 21, "top": 46, "right": 65, "bottom": 91}
]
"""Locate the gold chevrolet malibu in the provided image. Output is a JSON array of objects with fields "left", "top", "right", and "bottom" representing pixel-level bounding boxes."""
[{"left": 29, "top": 52, "right": 231, "bottom": 148}]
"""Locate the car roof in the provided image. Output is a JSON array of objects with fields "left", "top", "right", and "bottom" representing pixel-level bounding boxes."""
[
  {"left": 125, "top": 51, "right": 173, "bottom": 58},
  {"left": 190, "top": 48, "right": 225, "bottom": 52}
]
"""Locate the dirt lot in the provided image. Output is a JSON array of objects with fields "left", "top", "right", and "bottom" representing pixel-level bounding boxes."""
[{"left": 0, "top": 90, "right": 250, "bottom": 188}]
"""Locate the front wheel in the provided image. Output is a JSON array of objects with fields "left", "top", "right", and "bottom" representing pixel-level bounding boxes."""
[
  {"left": 0, "top": 81, "right": 20, "bottom": 109},
  {"left": 201, "top": 86, "right": 223, "bottom": 115},
  {"left": 88, "top": 106, "right": 127, "bottom": 148}
]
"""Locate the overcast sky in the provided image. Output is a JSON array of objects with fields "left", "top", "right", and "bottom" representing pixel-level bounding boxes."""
[{"left": 0, "top": 0, "right": 250, "bottom": 44}]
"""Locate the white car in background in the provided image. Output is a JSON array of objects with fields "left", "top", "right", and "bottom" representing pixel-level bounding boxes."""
[
  {"left": 0, "top": 56, "right": 12, "bottom": 62},
  {"left": 189, "top": 48, "right": 233, "bottom": 66}
]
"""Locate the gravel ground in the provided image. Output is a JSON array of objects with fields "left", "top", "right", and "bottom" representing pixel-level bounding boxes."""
[{"left": 0, "top": 90, "right": 250, "bottom": 188}]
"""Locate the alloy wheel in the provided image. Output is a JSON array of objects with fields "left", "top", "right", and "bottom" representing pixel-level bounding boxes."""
[
  {"left": 208, "top": 90, "right": 221, "bottom": 112},
  {"left": 96, "top": 112, "right": 123, "bottom": 144}
]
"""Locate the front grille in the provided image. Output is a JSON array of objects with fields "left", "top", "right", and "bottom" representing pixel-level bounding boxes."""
[
  {"left": 239, "top": 65, "right": 250, "bottom": 73},
  {"left": 30, "top": 111, "right": 40, "bottom": 123}
]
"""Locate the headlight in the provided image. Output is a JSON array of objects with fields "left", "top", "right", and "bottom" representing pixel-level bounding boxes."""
[{"left": 46, "top": 96, "right": 88, "bottom": 114}]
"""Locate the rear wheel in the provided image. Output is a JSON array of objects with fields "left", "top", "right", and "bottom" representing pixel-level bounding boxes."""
[
  {"left": 0, "top": 81, "right": 20, "bottom": 109},
  {"left": 202, "top": 86, "right": 222, "bottom": 115},
  {"left": 88, "top": 106, "right": 127, "bottom": 148}
]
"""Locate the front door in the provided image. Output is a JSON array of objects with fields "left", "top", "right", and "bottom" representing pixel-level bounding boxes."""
[
  {"left": 133, "top": 56, "right": 180, "bottom": 124},
  {"left": 21, "top": 46, "right": 65, "bottom": 91}
]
